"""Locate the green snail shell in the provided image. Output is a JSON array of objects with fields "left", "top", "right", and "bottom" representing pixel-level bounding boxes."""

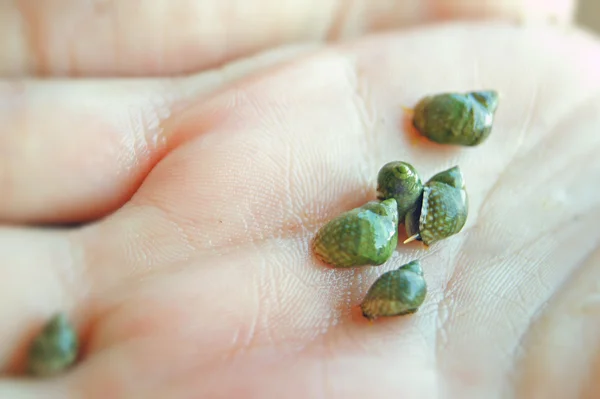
[
  {"left": 412, "top": 90, "right": 499, "bottom": 146},
  {"left": 376, "top": 161, "right": 424, "bottom": 222},
  {"left": 313, "top": 199, "right": 399, "bottom": 268},
  {"left": 360, "top": 260, "right": 427, "bottom": 320},
  {"left": 405, "top": 166, "right": 468, "bottom": 246},
  {"left": 27, "top": 313, "right": 79, "bottom": 376}
]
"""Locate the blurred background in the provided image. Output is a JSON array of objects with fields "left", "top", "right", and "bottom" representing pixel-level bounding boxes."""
[{"left": 578, "top": 0, "right": 600, "bottom": 33}]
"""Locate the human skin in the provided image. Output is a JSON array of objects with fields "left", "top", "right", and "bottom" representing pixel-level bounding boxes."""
[{"left": 1, "top": 2, "right": 600, "bottom": 399}]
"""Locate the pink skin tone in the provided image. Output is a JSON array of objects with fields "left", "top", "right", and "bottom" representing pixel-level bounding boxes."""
[{"left": 1, "top": 1, "right": 600, "bottom": 398}]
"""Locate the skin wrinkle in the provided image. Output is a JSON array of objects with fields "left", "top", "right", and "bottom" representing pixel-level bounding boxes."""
[
  {"left": 164, "top": 44, "right": 322, "bottom": 135},
  {"left": 225, "top": 260, "right": 263, "bottom": 362},
  {"left": 216, "top": 245, "right": 313, "bottom": 356},
  {"left": 520, "top": 34, "right": 600, "bottom": 149},
  {"left": 285, "top": 146, "right": 316, "bottom": 239},
  {"left": 512, "top": 206, "right": 600, "bottom": 364},
  {"left": 242, "top": 264, "right": 263, "bottom": 354},
  {"left": 122, "top": 203, "right": 199, "bottom": 262},
  {"left": 132, "top": 90, "right": 171, "bottom": 154},
  {"left": 307, "top": 330, "right": 356, "bottom": 399},
  {"left": 83, "top": 266, "right": 198, "bottom": 355},
  {"left": 224, "top": 240, "right": 345, "bottom": 357},
  {"left": 521, "top": 89, "right": 600, "bottom": 155},
  {"left": 325, "top": 0, "right": 349, "bottom": 41},
  {"left": 123, "top": 106, "right": 145, "bottom": 170},
  {"left": 339, "top": 53, "right": 381, "bottom": 199},
  {"left": 298, "top": 307, "right": 438, "bottom": 398},
  {"left": 262, "top": 254, "right": 285, "bottom": 350},
  {"left": 467, "top": 96, "right": 534, "bottom": 227},
  {"left": 426, "top": 77, "right": 550, "bottom": 388},
  {"left": 14, "top": 0, "right": 46, "bottom": 75},
  {"left": 512, "top": 79, "right": 539, "bottom": 151},
  {"left": 134, "top": 204, "right": 198, "bottom": 258},
  {"left": 433, "top": 241, "right": 466, "bottom": 379},
  {"left": 59, "top": 232, "right": 91, "bottom": 311},
  {"left": 70, "top": 340, "right": 165, "bottom": 399},
  {"left": 354, "top": 58, "right": 385, "bottom": 174},
  {"left": 511, "top": 234, "right": 600, "bottom": 398},
  {"left": 135, "top": 50, "right": 380, "bottom": 251},
  {"left": 495, "top": 166, "right": 600, "bottom": 266},
  {"left": 444, "top": 138, "right": 600, "bottom": 394},
  {"left": 515, "top": 95, "right": 600, "bottom": 199},
  {"left": 92, "top": 94, "right": 165, "bottom": 217}
]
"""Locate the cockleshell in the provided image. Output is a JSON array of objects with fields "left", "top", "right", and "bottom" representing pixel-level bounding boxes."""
[
  {"left": 27, "top": 313, "right": 79, "bottom": 376},
  {"left": 404, "top": 166, "right": 468, "bottom": 246},
  {"left": 412, "top": 90, "right": 499, "bottom": 146},
  {"left": 360, "top": 260, "right": 427, "bottom": 320},
  {"left": 376, "top": 161, "right": 424, "bottom": 222},
  {"left": 313, "top": 199, "right": 399, "bottom": 268}
]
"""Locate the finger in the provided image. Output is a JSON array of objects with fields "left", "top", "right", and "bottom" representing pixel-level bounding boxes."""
[
  {"left": 0, "top": 0, "right": 576, "bottom": 77},
  {"left": 430, "top": 0, "right": 576, "bottom": 25},
  {"left": 0, "top": 44, "right": 316, "bottom": 224},
  {"left": 0, "top": 78, "right": 172, "bottom": 224}
]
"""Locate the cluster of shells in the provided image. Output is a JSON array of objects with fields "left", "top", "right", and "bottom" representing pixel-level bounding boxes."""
[
  {"left": 23, "top": 90, "right": 499, "bottom": 378},
  {"left": 312, "top": 90, "right": 499, "bottom": 321}
]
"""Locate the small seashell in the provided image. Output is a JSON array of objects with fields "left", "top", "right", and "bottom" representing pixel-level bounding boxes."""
[
  {"left": 313, "top": 199, "right": 399, "bottom": 268},
  {"left": 27, "top": 313, "right": 79, "bottom": 377},
  {"left": 376, "top": 161, "right": 424, "bottom": 222},
  {"left": 412, "top": 90, "right": 499, "bottom": 146},
  {"left": 404, "top": 166, "right": 468, "bottom": 246},
  {"left": 360, "top": 260, "right": 427, "bottom": 320}
]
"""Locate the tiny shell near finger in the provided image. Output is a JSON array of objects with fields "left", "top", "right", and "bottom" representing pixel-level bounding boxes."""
[{"left": 27, "top": 313, "right": 79, "bottom": 377}]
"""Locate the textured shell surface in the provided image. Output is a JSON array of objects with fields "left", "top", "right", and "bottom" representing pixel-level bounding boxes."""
[
  {"left": 360, "top": 260, "right": 427, "bottom": 320},
  {"left": 405, "top": 166, "right": 468, "bottom": 246},
  {"left": 376, "top": 161, "right": 424, "bottom": 222},
  {"left": 428, "top": 165, "right": 464, "bottom": 189},
  {"left": 412, "top": 90, "right": 499, "bottom": 146},
  {"left": 27, "top": 313, "right": 79, "bottom": 376},
  {"left": 313, "top": 199, "right": 399, "bottom": 268}
]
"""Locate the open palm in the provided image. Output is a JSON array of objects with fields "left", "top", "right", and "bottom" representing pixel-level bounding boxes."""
[{"left": 1, "top": 2, "right": 599, "bottom": 399}]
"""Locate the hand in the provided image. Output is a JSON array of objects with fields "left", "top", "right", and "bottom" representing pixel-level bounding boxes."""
[{"left": 1, "top": 1, "right": 598, "bottom": 398}]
